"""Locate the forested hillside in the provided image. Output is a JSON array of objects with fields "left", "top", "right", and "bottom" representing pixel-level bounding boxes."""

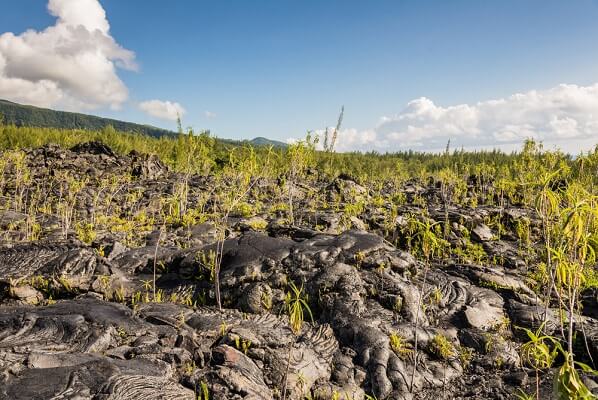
[{"left": 0, "top": 99, "right": 176, "bottom": 138}]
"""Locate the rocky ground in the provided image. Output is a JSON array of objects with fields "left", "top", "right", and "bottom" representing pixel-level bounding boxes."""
[{"left": 0, "top": 142, "right": 597, "bottom": 399}]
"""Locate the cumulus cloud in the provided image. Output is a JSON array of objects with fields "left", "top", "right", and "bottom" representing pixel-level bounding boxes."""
[
  {"left": 204, "top": 110, "right": 217, "bottom": 119},
  {"left": 138, "top": 100, "right": 185, "bottom": 121},
  {"left": 307, "top": 128, "right": 379, "bottom": 152},
  {"left": 0, "top": 0, "right": 136, "bottom": 110},
  {"left": 324, "top": 83, "right": 598, "bottom": 154}
]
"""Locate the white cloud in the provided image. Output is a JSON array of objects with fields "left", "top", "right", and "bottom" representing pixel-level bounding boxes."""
[
  {"left": 204, "top": 110, "right": 217, "bottom": 119},
  {"left": 308, "top": 128, "right": 380, "bottom": 152},
  {"left": 325, "top": 83, "right": 598, "bottom": 154},
  {"left": 138, "top": 100, "right": 185, "bottom": 121},
  {"left": 0, "top": 0, "right": 136, "bottom": 110}
]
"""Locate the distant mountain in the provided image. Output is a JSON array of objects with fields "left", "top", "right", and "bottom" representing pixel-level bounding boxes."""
[
  {"left": 0, "top": 100, "right": 287, "bottom": 148},
  {"left": 0, "top": 99, "right": 176, "bottom": 138},
  {"left": 248, "top": 136, "right": 287, "bottom": 148}
]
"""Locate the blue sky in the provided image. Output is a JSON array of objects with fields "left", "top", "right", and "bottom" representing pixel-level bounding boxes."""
[{"left": 1, "top": 0, "right": 598, "bottom": 152}]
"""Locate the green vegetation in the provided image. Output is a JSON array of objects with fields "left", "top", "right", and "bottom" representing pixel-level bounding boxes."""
[
  {"left": 0, "top": 120, "right": 593, "bottom": 185},
  {"left": 197, "top": 381, "right": 210, "bottom": 400},
  {"left": 285, "top": 281, "right": 314, "bottom": 334},
  {"left": 389, "top": 332, "right": 413, "bottom": 358},
  {"left": 518, "top": 322, "right": 598, "bottom": 400},
  {"left": 429, "top": 333, "right": 456, "bottom": 360}
]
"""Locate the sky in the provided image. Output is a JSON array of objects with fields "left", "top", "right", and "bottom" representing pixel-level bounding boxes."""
[{"left": 1, "top": 0, "right": 598, "bottom": 153}]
